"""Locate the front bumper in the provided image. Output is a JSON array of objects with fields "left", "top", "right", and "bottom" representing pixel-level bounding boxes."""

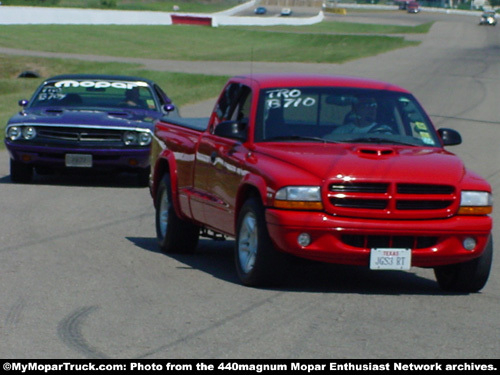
[
  {"left": 6, "top": 141, "right": 150, "bottom": 171},
  {"left": 266, "top": 208, "right": 492, "bottom": 267}
]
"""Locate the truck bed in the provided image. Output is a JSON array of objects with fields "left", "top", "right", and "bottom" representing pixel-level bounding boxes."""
[{"left": 162, "top": 116, "right": 209, "bottom": 132}]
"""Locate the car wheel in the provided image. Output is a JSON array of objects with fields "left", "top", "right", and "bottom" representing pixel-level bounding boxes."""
[
  {"left": 235, "top": 197, "right": 284, "bottom": 287},
  {"left": 434, "top": 236, "right": 493, "bottom": 293},
  {"left": 10, "top": 159, "right": 33, "bottom": 183},
  {"left": 155, "top": 174, "right": 199, "bottom": 253}
]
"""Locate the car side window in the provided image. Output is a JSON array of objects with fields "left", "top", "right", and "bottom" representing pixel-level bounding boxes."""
[
  {"left": 229, "top": 86, "right": 252, "bottom": 122},
  {"left": 154, "top": 85, "right": 169, "bottom": 106},
  {"left": 216, "top": 83, "right": 242, "bottom": 121}
]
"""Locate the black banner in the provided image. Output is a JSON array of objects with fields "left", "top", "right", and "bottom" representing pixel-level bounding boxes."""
[{"left": 2, "top": 360, "right": 499, "bottom": 374}]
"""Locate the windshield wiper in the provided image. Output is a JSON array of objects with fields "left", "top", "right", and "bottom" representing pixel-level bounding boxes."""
[
  {"left": 348, "top": 136, "right": 419, "bottom": 146},
  {"left": 267, "top": 135, "right": 334, "bottom": 143}
]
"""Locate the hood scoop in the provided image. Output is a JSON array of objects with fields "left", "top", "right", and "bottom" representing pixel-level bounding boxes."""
[
  {"left": 44, "top": 109, "right": 64, "bottom": 115},
  {"left": 107, "top": 111, "right": 131, "bottom": 118},
  {"left": 356, "top": 146, "right": 396, "bottom": 157}
]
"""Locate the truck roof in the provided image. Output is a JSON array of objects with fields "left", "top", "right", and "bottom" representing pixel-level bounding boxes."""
[{"left": 234, "top": 73, "right": 410, "bottom": 93}]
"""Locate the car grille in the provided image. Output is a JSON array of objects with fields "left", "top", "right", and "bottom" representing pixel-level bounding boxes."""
[
  {"left": 341, "top": 234, "right": 438, "bottom": 250},
  {"left": 326, "top": 182, "right": 457, "bottom": 219},
  {"left": 37, "top": 126, "right": 123, "bottom": 143}
]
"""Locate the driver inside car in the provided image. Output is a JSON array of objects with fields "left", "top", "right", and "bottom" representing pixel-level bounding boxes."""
[
  {"left": 332, "top": 98, "right": 392, "bottom": 134},
  {"left": 121, "top": 87, "right": 147, "bottom": 108}
]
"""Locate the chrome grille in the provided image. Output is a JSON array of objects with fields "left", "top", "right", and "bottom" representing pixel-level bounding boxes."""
[{"left": 37, "top": 126, "right": 123, "bottom": 142}]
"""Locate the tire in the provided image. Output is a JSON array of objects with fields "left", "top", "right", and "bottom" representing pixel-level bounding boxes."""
[
  {"left": 155, "top": 174, "right": 199, "bottom": 253},
  {"left": 235, "top": 197, "right": 284, "bottom": 287},
  {"left": 434, "top": 236, "right": 493, "bottom": 293},
  {"left": 10, "top": 159, "right": 33, "bottom": 183}
]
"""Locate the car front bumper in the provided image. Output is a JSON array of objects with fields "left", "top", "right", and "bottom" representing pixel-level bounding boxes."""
[
  {"left": 6, "top": 142, "right": 150, "bottom": 171},
  {"left": 266, "top": 208, "right": 492, "bottom": 267}
]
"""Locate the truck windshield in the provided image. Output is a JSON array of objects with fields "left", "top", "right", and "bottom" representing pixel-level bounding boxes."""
[{"left": 255, "top": 87, "right": 441, "bottom": 147}]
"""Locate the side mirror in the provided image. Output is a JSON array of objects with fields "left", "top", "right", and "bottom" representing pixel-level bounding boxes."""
[
  {"left": 163, "top": 104, "right": 176, "bottom": 112},
  {"left": 18, "top": 99, "right": 29, "bottom": 107},
  {"left": 438, "top": 128, "right": 462, "bottom": 146},
  {"left": 213, "top": 120, "right": 247, "bottom": 141}
]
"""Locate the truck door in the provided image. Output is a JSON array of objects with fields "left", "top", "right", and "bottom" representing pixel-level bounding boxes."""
[{"left": 195, "top": 83, "right": 252, "bottom": 235}]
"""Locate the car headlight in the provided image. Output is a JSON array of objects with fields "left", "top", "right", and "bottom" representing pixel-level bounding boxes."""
[
  {"left": 123, "top": 131, "right": 138, "bottom": 146},
  {"left": 7, "top": 126, "right": 38, "bottom": 141},
  {"left": 22, "top": 126, "right": 37, "bottom": 140},
  {"left": 458, "top": 191, "right": 493, "bottom": 215},
  {"left": 6, "top": 126, "right": 22, "bottom": 141},
  {"left": 123, "top": 131, "right": 151, "bottom": 146},
  {"left": 138, "top": 131, "right": 152, "bottom": 146},
  {"left": 274, "top": 186, "right": 323, "bottom": 210}
]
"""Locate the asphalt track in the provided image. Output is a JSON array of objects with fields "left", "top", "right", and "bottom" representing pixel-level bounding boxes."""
[{"left": 0, "top": 7, "right": 499, "bottom": 359}]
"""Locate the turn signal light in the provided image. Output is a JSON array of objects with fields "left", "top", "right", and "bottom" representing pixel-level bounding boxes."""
[
  {"left": 274, "top": 200, "right": 323, "bottom": 210},
  {"left": 458, "top": 206, "right": 492, "bottom": 215}
]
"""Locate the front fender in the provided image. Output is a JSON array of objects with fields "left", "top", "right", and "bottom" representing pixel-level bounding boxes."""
[{"left": 234, "top": 173, "right": 269, "bottom": 231}]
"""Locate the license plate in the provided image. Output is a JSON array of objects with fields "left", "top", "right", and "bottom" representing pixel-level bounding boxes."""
[
  {"left": 65, "top": 154, "right": 92, "bottom": 168},
  {"left": 370, "top": 248, "right": 411, "bottom": 270}
]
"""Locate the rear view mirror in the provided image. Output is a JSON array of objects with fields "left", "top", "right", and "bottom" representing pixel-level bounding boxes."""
[
  {"left": 214, "top": 120, "right": 247, "bottom": 141},
  {"left": 438, "top": 128, "right": 462, "bottom": 146}
]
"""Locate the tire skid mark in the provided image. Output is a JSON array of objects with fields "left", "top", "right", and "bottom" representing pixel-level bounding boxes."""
[
  {"left": 57, "top": 306, "right": 108, "bottom": 359},
  {"left": 5, "top": 297, "right": 26, "bottom": 327}
]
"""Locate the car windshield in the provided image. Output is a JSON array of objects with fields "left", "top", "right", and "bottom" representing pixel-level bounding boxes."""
[
  {"left": 29, "top": 79, "right": 158, "bottom": 110},
  {"left": 255, "top": 86, "right": 441, "bottom": 147}
]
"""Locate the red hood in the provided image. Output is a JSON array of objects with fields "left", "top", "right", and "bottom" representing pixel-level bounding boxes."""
[
  {"left": 253, "top": 143, "right": 481, "bottom": 219},
  {"left": 254, "top": 143, "right": 465, "bottom": 185}
]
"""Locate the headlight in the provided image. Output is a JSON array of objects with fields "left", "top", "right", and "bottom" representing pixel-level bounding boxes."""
[
  {"left": 22, "top": 126, "right": 37, "bottom": 140},
  {"left": 6, "top": 125, "right": 37, "bottom": 141},
  {"left": 458, "top": 191, "right": 493, "bottom": 215},
  {"left": 123, "top": 131, "right": 138, "bottom": 146},
  {"left": 138, "top": 132, "right": 152, "bottom": 146},
  {"left": 123, "top": 131, "right": 151, "bottom": 146},
  {"left": 6, "top": 126, "right": 22, "bottom": 141},
  {"left": 274, "top": 186, "right": 323, "bottom": 210}
]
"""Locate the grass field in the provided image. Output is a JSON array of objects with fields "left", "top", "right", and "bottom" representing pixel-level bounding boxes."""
[{"left": 0, "top": 25, "right": 419, "bottom": 63}]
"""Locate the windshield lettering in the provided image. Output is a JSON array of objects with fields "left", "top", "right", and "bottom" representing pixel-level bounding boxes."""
[
  {"left": 55, "top": 80, "right": 147, "bottom": 90},
  {"left": 257, "top": 87, "right": 440, "bottom": 147}
]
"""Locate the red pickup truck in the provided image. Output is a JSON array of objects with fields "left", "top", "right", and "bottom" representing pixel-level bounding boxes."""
[{"left": 149, "top": 74, "right": 493, "bottom": 292}]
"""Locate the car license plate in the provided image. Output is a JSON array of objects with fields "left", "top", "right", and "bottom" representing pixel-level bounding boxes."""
[
  {"left": 370, "top": 248, "right": 411, "bottom": 270},
  {"left": 65, "top": 154, "right": 92, "bottom": 168}
]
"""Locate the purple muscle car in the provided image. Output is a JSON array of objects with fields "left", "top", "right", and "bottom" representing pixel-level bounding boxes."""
[{"left": 4, "top": 74, "right": 177, "bottom": 185}]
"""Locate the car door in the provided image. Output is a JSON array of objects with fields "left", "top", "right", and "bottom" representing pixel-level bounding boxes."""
[{"left": 194, "top": 83, "right": 252, "bottom": 235}]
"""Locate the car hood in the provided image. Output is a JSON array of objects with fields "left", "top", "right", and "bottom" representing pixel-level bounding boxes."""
[
  {"left": 255, "top": 143, "right": 467, "bottom": 186},
  {"left": 8, "top": 107, "right": 161, "bottom": 130}
]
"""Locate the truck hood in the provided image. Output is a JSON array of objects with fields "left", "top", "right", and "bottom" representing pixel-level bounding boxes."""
[
  {"left": 255, "top": 143, "right": 466, "bottom": 186},
  {"left": 254, "top": 143, "right": 487, "bottom": 219},
  {"left": 8, "top": 107, "right": 160, "bottom": 130}
]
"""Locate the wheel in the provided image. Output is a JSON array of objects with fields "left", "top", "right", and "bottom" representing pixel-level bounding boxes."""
[
  {"left": 235, "top": 197, "right": 284, "bottom": 287},
  {"left": 10, "top": 159, "right": 33, "bottom": 183},
  {"left": 434, "top": 236, "right": 493, "bottom": 293},
  {"left": 155, "top": 174, "right": 199, "bottom": 253}
]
